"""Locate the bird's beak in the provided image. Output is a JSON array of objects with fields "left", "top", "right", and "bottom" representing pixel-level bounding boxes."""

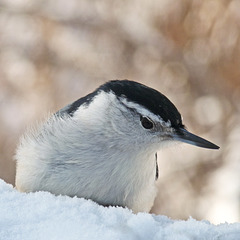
[{"left": 173, "top": 128, "right": 220, "bottom": 149}]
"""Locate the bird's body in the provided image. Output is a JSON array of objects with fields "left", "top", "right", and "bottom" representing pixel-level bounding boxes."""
[{"left": 15, "top": 80, "right": 219, "bottom": 212}]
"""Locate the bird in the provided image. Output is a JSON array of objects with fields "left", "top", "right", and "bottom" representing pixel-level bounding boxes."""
[{"left": 15, "top": 80, "right": 219, "bottom": 213}]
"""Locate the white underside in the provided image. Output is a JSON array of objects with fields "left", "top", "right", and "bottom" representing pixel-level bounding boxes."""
[{"left": 15, "top": 92, "right": 164, "bottom": 213}]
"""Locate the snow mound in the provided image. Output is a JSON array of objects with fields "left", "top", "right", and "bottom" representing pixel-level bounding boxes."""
[{"left": 0, "top": 179, "right": 239, "bottom": 240}]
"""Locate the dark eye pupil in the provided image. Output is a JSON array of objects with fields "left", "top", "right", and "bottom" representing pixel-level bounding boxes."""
[{"left": 141, "top": 116, "right": 153, "bottom": 129}]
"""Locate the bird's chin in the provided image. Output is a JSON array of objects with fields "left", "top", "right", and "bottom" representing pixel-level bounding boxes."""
[{"left": 155, "top": 136, "right": 180, "bottom": 150}]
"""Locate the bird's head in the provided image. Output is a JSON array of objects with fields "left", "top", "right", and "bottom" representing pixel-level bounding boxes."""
[{"left": 58, "top": 80, "right": 219, "bottom": 152}]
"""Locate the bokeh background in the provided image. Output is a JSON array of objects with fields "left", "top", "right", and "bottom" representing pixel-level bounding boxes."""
[{"left": 0, "top": 0, "right": 239, "bottom": 224}]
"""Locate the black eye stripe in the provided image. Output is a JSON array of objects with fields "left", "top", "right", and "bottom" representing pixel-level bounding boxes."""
[{"left": 140, "top": 116, "right": 154, "bottom": 129}]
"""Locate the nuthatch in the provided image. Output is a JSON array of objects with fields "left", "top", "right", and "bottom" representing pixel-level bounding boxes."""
[{"left": 15, "top": 80, "right": 219, "bottom": 213}]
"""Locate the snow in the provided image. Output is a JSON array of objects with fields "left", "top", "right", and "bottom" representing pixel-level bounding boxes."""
[{"left": 0, "top": 179, "right": 239, "bottom": 240}]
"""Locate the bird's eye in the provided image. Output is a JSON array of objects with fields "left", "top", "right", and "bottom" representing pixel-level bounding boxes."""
[{"left": 140, "top": 116, "right": 154, "bottom": 129}]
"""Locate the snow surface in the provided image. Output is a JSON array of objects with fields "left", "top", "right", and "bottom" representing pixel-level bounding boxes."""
[{"left": 0, "top": 179, "right": 240, "bottom": 240}]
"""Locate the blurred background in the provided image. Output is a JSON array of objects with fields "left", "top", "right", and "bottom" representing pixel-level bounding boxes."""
[{"left": 0, "top": 0, "right": 239, "bottom": 224}]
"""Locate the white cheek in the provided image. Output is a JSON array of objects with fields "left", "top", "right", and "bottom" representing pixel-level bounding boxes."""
[{"left": 73, "top": 91, "right": 115, "bottom": 126}]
